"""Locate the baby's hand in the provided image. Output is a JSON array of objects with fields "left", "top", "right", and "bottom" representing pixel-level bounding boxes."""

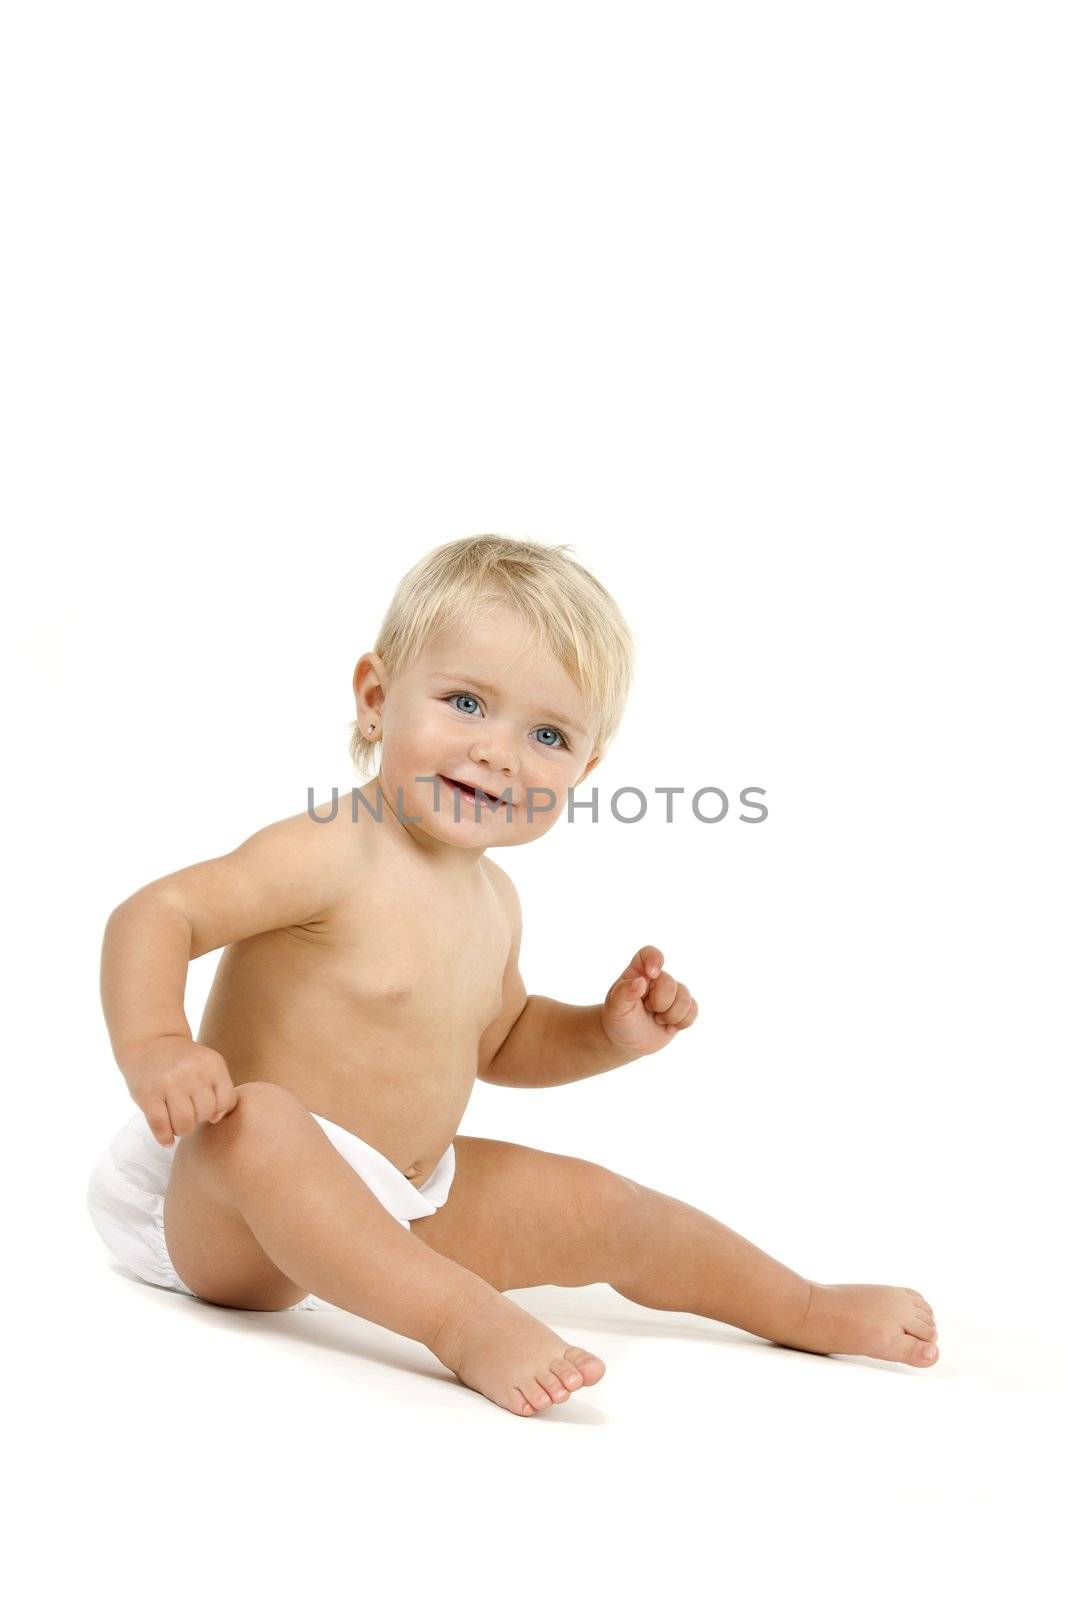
[
  {"left": 600, "top": 945, "right": 699, "bottom": 1057},
  {"left": 123, "top": 1037, "right": 239, "bottom": 1148}
]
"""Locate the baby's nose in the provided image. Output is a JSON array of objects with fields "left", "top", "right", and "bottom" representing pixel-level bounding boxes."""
[{"left": 471, "top": 743, "right": 519, "bottom": 777}]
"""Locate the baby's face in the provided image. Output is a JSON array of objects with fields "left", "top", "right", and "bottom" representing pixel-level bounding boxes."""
[{"left": 361, "top": 606, "right": 600, "bottom": 847}]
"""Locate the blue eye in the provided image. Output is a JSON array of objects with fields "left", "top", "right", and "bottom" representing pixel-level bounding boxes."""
[
  {"left": 443, "top": 693, "right": 570, "bottom": 751},
  {"left": 447, "top": 693, "right": 481, "bottom": 716}
]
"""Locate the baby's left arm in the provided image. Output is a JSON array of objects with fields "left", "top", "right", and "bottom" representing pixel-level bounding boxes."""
[{"left": 479, "top": 945, "right": 698, "bottom": 1090}]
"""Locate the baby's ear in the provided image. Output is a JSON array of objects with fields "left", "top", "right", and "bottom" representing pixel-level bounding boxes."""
[{"left": 577, "top": 751, "right": 601, "bottom": 785}]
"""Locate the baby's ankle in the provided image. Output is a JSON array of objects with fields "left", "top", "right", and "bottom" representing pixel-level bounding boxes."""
[
  {"left": 427, "top": 1280, "right": 501, "bottom": 1370},
  {"left": 763, "top": 1275, "right": 817, "bottom": 1349}
]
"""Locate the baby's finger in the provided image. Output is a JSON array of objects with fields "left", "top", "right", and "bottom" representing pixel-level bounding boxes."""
[
  {"left": 607, "top": 972, "right": 646, "bottom": 1010},
  {"left": 143, "top": 1098, "right": 176, "bottom": 1148},
  {"left": 190, "top": 1082, "right": 219, "bottom": 1128},
  {"left": 675, "top": 998, "right": 699, "bottom": 1030},
  {"left": 164, "top": 1087, "right": 197, "bottom": 1139},
  {"left": 655, "top": 982, "right": 692, "bottom": 1025},
  {"left": 618, "top": 947, "right": 659, "bottom": 982},
  {"left": 212, "top": 1077, "right": 239, "bottom": 1121},
  {"left": 637, "top": 946, "right": 664, "bottom": 980},
  {"left": 645, "top": 972, "right": 679, "bottom": 1014}
]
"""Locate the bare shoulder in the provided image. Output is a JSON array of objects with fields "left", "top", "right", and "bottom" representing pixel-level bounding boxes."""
[
  {"left": 158, "top": 806, "right": 367, "bottom": 955},
  {"left": 239, "top": 803, "right": 362, "bottom": 862},
  {"left": 234, "top": 803, "right": 369, "bottom": 896}
]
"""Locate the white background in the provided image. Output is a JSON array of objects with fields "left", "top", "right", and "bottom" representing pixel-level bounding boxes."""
[{"left": 4, "top": 2, "right": 1064, "bottom": 1593}]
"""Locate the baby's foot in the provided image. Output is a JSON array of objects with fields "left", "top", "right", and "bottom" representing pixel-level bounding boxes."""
[
  {"left": 429, "top": 1287, "right": 607, "bottom": 1416},
  {"left": 780, "top": 1281, "right": 939, "bottom": 1367}
]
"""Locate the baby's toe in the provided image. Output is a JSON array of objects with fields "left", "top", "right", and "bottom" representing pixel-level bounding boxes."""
[
  {"left": 537, "top": 1369, "right": 572, "bottom": 1403},
  {"left": 519, "top": 1379, "right": 555, "bottom": 1412},
  {"left": 901, "top": 1334, "right": 939, "bottom": 1367},
  {"left": 567, "top": 1346, "right": 607, "bottom": 1386},
  {"left": 909, "top": 1308, "right": 937, "bottom": 1337},
  {"left": 512, "top": 1389, "right": 537, "bottom": 1417},
  {"left": 550, "top": 1357, "right": 585, "bottom": 1391}
]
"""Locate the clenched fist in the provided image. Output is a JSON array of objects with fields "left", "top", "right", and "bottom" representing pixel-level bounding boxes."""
[
  {"left": 600, "top": 945, "right": 699, "bottom": 1058},
  {"left": 123, "top": 1036, "right": 239, "bottom": 1147}
]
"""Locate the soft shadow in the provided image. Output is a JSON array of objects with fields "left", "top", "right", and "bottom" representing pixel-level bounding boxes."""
[
  {"left": 503, "top": 1283, "right": 937, "bottom": 1377},
  {"left": 113, "top": 1267, "right": 936, "bottom": 1391},
  {"left": 111, "top": 1266, "right": 612, "bottom": 1419}
]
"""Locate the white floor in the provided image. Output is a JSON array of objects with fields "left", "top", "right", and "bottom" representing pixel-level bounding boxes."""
[{"left": 34, "top": 1246, "right": 1066, "bottom": 1598}]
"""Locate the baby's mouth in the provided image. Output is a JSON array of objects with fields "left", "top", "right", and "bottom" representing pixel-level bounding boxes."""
[{"left": 438, "top": 774, "right": 500, "bottom": 805}]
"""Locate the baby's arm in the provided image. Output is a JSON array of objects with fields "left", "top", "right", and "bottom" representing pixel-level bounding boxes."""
[
  {"left": 477, "top": 864, "right": 644, "bottom": 1088},
  {"left": 101, "top": 813, "right": 350, "bottom": 1146},
  {"left": 478, "top": 867, "right": 698, "bottom": 1087}
]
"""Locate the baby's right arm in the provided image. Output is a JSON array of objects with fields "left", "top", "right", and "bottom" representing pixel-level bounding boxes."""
[{"left": 101, "top": 813, "right": 348, "bottom": 1147}]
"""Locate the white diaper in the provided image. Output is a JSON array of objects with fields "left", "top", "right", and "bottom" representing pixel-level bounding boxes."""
[{"left": 85, "top": 1108, "right": 457, "bottom": 1311}]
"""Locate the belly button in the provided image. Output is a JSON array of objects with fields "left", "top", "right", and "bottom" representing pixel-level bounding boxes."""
[{"left": 404, "top": 1166, "right": 419, "bottom": 1180}]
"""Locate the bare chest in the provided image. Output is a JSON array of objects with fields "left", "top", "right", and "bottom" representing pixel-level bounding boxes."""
[
  {"left": 333, "top": 885, "right": 510, "bottom": 1037},
  {"left": 200, "top": 856, "right": 512, "bottom": 1181}
]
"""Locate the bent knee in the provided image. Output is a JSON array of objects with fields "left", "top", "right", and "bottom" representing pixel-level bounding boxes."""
[
  {"left": 223, "top": 1080, "right": 306, "bottom": 1120},
  {"left": 572, "top": 1161, "right": 644, "bottom": 1238},
  {"left": 230, "top": 1080, "right": 306, "bottom": 1116},
  {"left": 197, "top": 1080, "right": 308, "bottom": 1163}
]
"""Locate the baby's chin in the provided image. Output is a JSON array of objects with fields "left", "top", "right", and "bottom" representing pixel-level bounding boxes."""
[
  {"left": 425, "top": 799, "right": 560, "bottom": 847},
  {"left": 379, "top": 769, "right": 567, "bottom": 841}
]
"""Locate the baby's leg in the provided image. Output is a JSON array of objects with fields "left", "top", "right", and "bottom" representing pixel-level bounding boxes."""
[
  {"left": 411, "top": 1137, "right": 940, "bottom": 1368},
  {"left": 164, "top": 1082, "right": 604, "bottom": 1417},
  {"left": 608, "top": 1181, "right": 940, "bottom": 1367}
]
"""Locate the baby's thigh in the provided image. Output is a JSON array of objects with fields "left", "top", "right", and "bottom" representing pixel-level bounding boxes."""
[
  {"left": 164, "top": 1128, "right": 308, "bottom": 1312},
  {"left": 409, "top": 1135, "right": 642, "bottom": 1292}
]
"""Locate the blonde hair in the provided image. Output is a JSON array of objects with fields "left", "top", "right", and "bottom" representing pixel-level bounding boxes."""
[{"left": 350, "top": 533, "right": 635, "bottom": 776}]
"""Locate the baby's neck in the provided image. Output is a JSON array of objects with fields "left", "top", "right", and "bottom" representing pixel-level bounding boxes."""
[{"left": 361, "top": 777, "right": 490, "bottom": 885}]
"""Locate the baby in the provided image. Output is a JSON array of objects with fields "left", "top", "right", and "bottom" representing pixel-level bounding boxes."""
[{"left": 87, "top": 533, "right": 939, "bottom": 1417}]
